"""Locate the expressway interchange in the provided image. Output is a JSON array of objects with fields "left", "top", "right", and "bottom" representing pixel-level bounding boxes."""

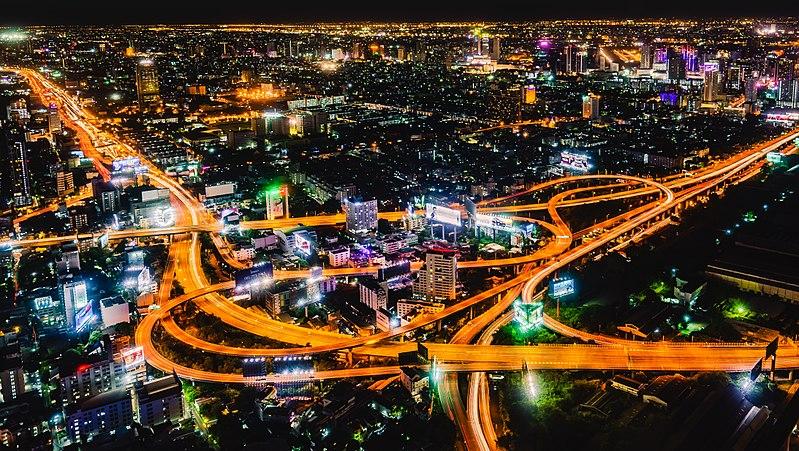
[{"left": 9, "top": 67, "right": 799, "bottom": 451}]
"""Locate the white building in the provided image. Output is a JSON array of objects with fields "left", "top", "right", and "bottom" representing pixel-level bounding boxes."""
[
  {"left": 412, "top": 248, "right": 457, "bottom": 301},
  {"left": 359, "top": 278, "right": 388, "bottom": 311},
  {"left": 396, "top": 298, "right": 445, "bottom": 318},
  {"left": 233, "top": 244, "right": 256, "bottom": 261},
  {"left": 327, "top": 246, "right": 351, "bottom": 267}
]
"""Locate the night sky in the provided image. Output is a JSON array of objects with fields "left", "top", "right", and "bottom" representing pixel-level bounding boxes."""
[{"left": 2, "top": 0, "right": 799, "bottom": 25}]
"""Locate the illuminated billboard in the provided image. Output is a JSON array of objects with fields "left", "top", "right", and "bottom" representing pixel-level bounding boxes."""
[
  {"left": 425, "top": 204, "right": 462, "bottom": 227},
  {"left": 112, "top": 157, "right": 147, "bottom": 174},
  {"left": 549, "top": 278, "right": 576, "bottom": 299},
  {"left": 235, "top": 263, "right": 274, "bottom": 292},
  {"left": 474, "top": 214, "right": 515, "bottom": 232},
  {"left": 560, "top": 151, "right": 592, "bottom": 172},
  {"left": 74, "top": 302, "right": 96, "bottom": 333},
  {"left": 294, "top": 232, "right": 313, "bottom": 256},
  {"left": 121, "top": 346, "right": 145, "bottom": 369}
]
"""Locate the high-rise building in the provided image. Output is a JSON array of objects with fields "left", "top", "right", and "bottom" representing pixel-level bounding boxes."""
[
  {"left": 342, "top": 197, "right": 378, "bottom": 235},
  {"left": 668, "top": 53, "right": 686, "bottom": 80},
  {"left": 745, "top": 76, "right": 760, "bottom": 102},
  {"left": 640, "top": 43, "right": 653, "bottom": 70},
  {"left": 48, "top": 103, "right": 62, "bottom": 134},
  {"left": 576, "top": 48, "right": 588, "bottom": 74},
  {"left": 703, "top": 62, "right": 721, "bottom": 102},
  {"left": 359, "top": 278, "right": 388, "bottom": 311},
  {"left": 582, "top": 93, "right": 600, "bottom": 120},
  {"left": 92, "top": 178, "right": 121, "bottom": 214},
  {"left": 131, "top": 374, "right": 186, "bottom": 428},
  {"left": 523, "top": 85, "right": 537, "bottom": 104},
  {"left": 56, "top": 170, "right": 75, "bottom": 196},
  {"left": 66, "top": 388, "right": 133, "bottom": 444},
  {"left": 60, "top": 356, "right": 139, "bottom": 406},
  {"left": 0, "top": 333, "right": 25, "bottom": 403},
  {"left": 6, "top": 132, "right": 31, "bottom": 207},
  {"left": 135, "top": 59, "right": 161, "bottom": 106},
  {"left": 412, "top": 248, "right": 457, "bottom": 301},
  {"left": 6, "top": 99, "right": 29, "bottom": 124},
  {"left": 562, "top": 44, "right": 574, "bottom": 74},
  {"left": 490, "top": 37, "right": 501, "bottom": 61}
]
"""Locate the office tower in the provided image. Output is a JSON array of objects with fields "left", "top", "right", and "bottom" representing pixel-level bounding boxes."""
[
  {"left": 351, "top": 42, "right": 362, "bottom": 60},
  {"left": 640, "top": 43, "right": 653, "bottom": 69},
  {"left": 576, "top": 48, "right": 588, "bottom": 74},
  {"left": 764, "top": 53, "right": 780, "bottom": 81},
  {"left": 745, "top": 76, "right": 760, "bottom": 102},
  {"left": 6, "top": 132, "right": 31, "bottom": 207},
  {"left": 412, "top": 248, "right": 457, "bottom": 301},
  {"left": 523, "top": 85, "right": 537, "bottom": 104},
  {"left": 342, "top": 197, "right": 378, "bottom": 235},
  {"left": 48, "top": 103, "right": 62, "bottom": 134},
  {"left": 414, "top": 41, "right": 427, "bottom": 62},
  {"left": 0, "top": 333, "right": 25, "bottom": 403},
  {"left": 582, "top": 93, "right": 600, "bottom": 120},
  {"left": 60, "top": 357, "right": 133, "bottom": 406},
  {"left": 66, "top": 388, "right": 133, "bottom": 444},
  {"left": 777, "top": 78, "right": 799, "bottom": 108},
  {"left": 131, "top": 374, "right": 186, "bottom": 428},
  {"left": 563, "top": 44, "right": 575, "bottom": 74},
  {"left": 703, "top": 62, "right": 721, "bottom": 102},
  {"left": 135, "top": 59, "right": 161, "bottom": 106},
  {"left": 490, "top": 37, "right": 501, "bottom": 60},
  {"left": 668, "top": 52, "right": 686, "bottom": 80},
  {"left": 727, "top": 64, "right": 743, "bottom": 91},
  {"left": 91, "top": 178, "right": 121, "bottom": 214},
  {"left": 56, "top": 170, "right": 75, "bottom": 196}
]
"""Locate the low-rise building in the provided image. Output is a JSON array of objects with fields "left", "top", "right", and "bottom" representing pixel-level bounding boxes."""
[{"left": 327, "top": 246, "right": 351, "bottom": 267}]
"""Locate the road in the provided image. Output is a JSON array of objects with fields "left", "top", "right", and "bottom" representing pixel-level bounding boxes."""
[{"left": 13, "top": 67, "right": 799, "bottom": 450}]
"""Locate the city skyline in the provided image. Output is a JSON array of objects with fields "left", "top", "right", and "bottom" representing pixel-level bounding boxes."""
[{"left": 4, "top": 2, "right": 799, "bottom": 25}]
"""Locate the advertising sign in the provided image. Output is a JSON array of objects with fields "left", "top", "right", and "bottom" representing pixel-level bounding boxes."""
[
  {"left": 425, "top": 204, "right": 462, "bottom": 227},
  {"left": 294, "top": 232, "right": 313, "bottom": 256},
  {"left": 549, "top": 278, "right": 576, "bottom": 299},
  {"left": 121, "top": 346, "right": 145, "bottom": 369},
  {"left": 474, "top": 213, "right": 515, "bottom": 232},
  {"left": 560, "top": 151, "right": 592, "bottom": 172},
  {"left": 204, "top": 183, "right": 236, "bottom": 198},
  {"left": 74, "top": 302, "right": 96, "bottom": 333},
  {"left": 235, "top": 263, "right": 274, "bottom": 291}
]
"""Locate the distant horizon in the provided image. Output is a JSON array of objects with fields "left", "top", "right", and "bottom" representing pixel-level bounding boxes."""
[
  {"left": 4, "top": 1, "right": 799, "bottom": 26},
  {"left": 4, "top": 17, "right": 799, "bottom": 27}
]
